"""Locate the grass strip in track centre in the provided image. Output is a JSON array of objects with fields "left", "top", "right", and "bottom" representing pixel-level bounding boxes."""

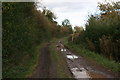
[{"left": 49, "top": 38, "right": 73, "bottom": 78}]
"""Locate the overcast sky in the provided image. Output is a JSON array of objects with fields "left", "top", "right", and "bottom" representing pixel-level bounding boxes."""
[{"left": 38, "top": 0, "right": 119, "bottom": 28}]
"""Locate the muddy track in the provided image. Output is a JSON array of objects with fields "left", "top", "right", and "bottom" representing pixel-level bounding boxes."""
[
  {"left": 60, "top": 43, "right": 120, "bottom": 78},
  {"left": 31, "top": 41, "right": 119, "bottom": 78},
  {"left": 31, "top": 43, "right": 51, "bottom": 78}
]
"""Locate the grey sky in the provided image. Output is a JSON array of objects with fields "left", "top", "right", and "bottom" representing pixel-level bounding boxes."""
[{"left": 38, "top": 0, "right": 119, "bottom": 28}]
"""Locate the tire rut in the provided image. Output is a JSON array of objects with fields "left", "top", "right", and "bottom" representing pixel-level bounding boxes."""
[{"left": 31, "top": 43, "right": 51, "bottom": 78}]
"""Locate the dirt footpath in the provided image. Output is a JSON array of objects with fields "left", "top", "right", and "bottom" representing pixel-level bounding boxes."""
[{"left": 31, "top": 43, "right": 51, "bottom": 78}]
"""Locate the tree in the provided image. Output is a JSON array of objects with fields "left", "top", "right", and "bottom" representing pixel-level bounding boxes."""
[
  {"left": 42, "top": 7, "right": 57, "bottom": 22},
  {"left": 98, "top": 1, "right": 120, "bottom": 13},
  {"left": 62, "top": 19, "right": 71, "bottom": 27},
  {"left": 61, "top": 19, "right": 73, "bottom": 34},
  {"left": 2, "top": 2, "right": 62, "bottom": 78},
  {"left": 84, "top": 1, "right": 120, "bottom": 61},
  {"left": 74, "top": 26, "right": 84, "bottom": 33},
  {"left": 69, "top": 1, "right": 120, "bottom": 61}
]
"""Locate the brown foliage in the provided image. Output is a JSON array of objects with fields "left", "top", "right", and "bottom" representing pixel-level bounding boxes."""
[
  {"left": 99, "top": 35, "right": 120, "bottom": 60},
  {"left": 86, "top": 38, "right": 96, "bottom": 51},
  {"left": 99, "top": 35, "right": 113, "bottom": 59}
]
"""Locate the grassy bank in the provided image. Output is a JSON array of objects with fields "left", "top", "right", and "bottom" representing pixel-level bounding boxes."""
[
  {"left": 3, "top": 43, "right": 46, "bottom": 78},
  {"left": 26, "top": 43, "right": 47, "bottom": 77},
  {"left": 49, "top": 38, "right": 72, "bottom": 78},
  {"left": 63, "top": 38, "right": 120, "bottom": 72}
]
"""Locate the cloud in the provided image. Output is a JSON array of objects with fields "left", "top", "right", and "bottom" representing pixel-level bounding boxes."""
[
  {"left": 50, "top": 1, "right": 98, "bottom": 27},
  {"left": 38, "top": 0, "right": 119, "bottom": 27}
]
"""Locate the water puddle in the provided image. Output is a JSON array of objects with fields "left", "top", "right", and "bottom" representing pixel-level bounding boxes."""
[
  {"left": 60, "top": 48, "right": 67, "bottom": 52},
  {"left": 71, "top": 67, "right": 90, "bottom": 78},
  {"left": 61, "top": 49, "right": 64, "bottom": 52},
  {"left": 64, "top": 49, "right": 66, "bottom": 51},
  {"left": 66, "top": 54, "right": 78, "bottom": 60},
  {"left": 66, "top": 52, "right": 72, "bottom": 55}
]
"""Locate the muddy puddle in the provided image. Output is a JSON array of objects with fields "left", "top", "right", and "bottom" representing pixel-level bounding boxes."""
[
  {"left": 71, "top": 67, "right": 90, "bottom": 78},
  {"left": 60, "top": 49, "right": 67, "bottom": 52},
  {"left": 66, "top": 54, "right": 90, "bottom": 78},
  {"left": 66, "top": 54, "right": 78, "bottom": 60}
]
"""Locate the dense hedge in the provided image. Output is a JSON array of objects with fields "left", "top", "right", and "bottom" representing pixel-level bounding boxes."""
[
  {"left": 69, "top": 1, "right": 120, "bottom": 62},
  {"left": 2, "top": 2, "right": 64, "bottom": 78}
]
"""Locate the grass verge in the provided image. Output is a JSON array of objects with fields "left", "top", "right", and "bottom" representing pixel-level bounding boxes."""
[
  {"left": 49, "top": 38, "right": 72, "bottom": 78},
  {"left": 25, "top": 43, "right": 46, "bottom": 77},
  {"left": 63, "top": 37, "right": 120, "bottom": 72}
]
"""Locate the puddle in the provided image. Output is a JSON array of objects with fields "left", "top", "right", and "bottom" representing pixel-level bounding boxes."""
[
  {"left": 64, "top": 49, "right": 66, "bottom": 51},
  {"left": 61, "top": 49, "right": 64, "bottom": 52},
  {"left": 71, "top": 67, "right": 90, "bottom": 78},
  {"left": 66, "top": 54, "right": 78, "bottom": 60},
  {"left": 66, "top": 52, "right": 72, "bottom": 55},
  {"left": 61, "top": 49, "right": 67, "bottom": 52}
]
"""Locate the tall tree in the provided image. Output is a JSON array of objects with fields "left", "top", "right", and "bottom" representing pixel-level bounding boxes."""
[
  {"left": 62, "top": 19, "right": 71, "bottom": 27},
  {"left": 62, "top": 19, "right": 73, "bottom": 34},
  {"left": 42, "top": 7, "right": 57, "bottom": 22}
]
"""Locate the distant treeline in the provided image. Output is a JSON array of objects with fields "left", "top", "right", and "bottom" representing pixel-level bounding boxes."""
[
  {"left": 69, "top": 1, "right": 120, "bottom": 62},
  {"left": 2, "top": 2, "right": 72, "bottom": 78}
]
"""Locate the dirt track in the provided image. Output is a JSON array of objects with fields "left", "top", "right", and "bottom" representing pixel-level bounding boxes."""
[
  {"left": 31, "top": 41, "right": 119, "bottom": 78},
  {"left": 61, "top": 43, "right": 120, "bottom": 78},
  {"left": 31, "top": 43, "right": 51, "bottom": 78},
  {"left": 31, "top": 42, "right": 72, "bottom": 78}
]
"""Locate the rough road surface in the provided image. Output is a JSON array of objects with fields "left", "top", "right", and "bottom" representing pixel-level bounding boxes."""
[
  {"left": 31, "top": 41, "right": 119, "bottom": 79},
  {"left": 57, "top": 42, "right": 119, "bottom": 79}
]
